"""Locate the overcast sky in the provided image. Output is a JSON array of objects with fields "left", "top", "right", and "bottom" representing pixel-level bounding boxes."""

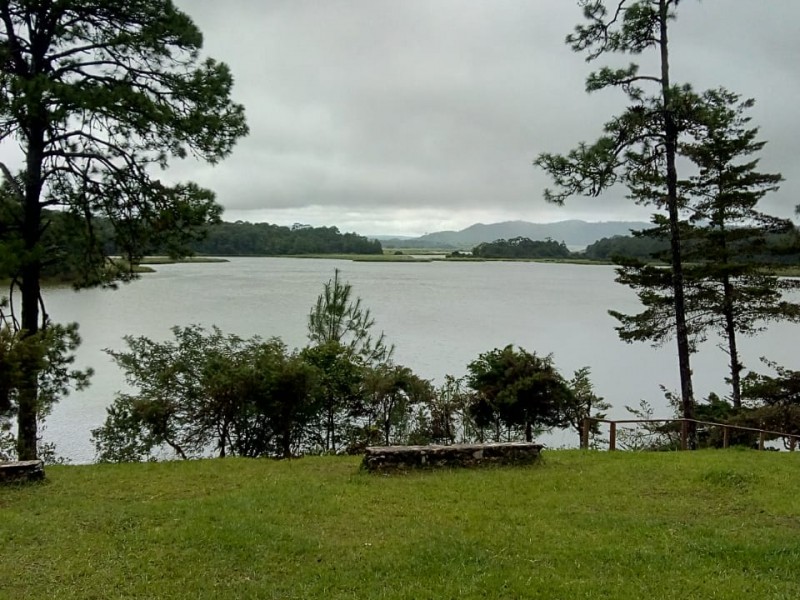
[{"left": 144, "top": 2, "right": 800, "bottom": 234}]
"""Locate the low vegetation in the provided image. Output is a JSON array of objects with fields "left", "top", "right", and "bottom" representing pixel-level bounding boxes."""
[
  {"left": 296, "top": 253, "right": 434, "bottom": 262},
  {"left": 2, "top": 450, "right": 799, "bottom": 599},
  {"left": 89, "top": 272, "right": 607, "bottom": 462}
]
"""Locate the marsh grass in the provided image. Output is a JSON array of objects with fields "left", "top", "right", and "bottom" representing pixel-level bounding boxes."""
[
  {"left": 294, "top": 253, "right": 434, "bottom": 262},
  {"left": 137, "top": 256, "right": 230, "bottom": 265},
  {"left": 2, "top": 450, "right": 799, "bottom": 599}
]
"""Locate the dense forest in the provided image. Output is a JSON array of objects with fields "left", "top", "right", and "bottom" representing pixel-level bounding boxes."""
[
  {"left": 189, "top": 221, "right": 382, "bottom": 256},
  {"left": 471, "top": 237, "right": 571, "bottom": 259},
  {"left": 584, "top": 232, "right": 800, "bottom": 263},
  {"left": 583, "top": 235, "right": 669, "bottom": 261}
]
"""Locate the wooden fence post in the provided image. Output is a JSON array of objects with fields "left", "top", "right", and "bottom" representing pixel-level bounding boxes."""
[
  {"left": 578, "top": 418, "right": 795, "bottom": 454},
  {"left": 581, "top": 418, "right": 590, "bottom": 450}
]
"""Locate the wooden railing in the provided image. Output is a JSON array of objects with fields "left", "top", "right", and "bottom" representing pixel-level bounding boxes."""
[{"left": 580, "top": 417, "right": 800, "bottom": 451}]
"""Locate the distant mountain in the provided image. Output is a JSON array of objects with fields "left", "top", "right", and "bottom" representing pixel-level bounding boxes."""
[{"left": 379, "top": 220, "right": 649, "bottom": 249}]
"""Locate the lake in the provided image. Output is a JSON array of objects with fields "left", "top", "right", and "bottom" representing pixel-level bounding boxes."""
[{"left": 41, "top": 257, "right": 799, "bottom": 463}]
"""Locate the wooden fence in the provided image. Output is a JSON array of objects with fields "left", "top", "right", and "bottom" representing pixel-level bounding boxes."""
[{"left": 580, "top": 417, "right": 800, "bottom": 451}]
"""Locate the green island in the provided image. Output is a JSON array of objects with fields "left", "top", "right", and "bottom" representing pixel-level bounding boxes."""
[{"left": 3, "top": 450, "right": 799, "bottom": 599}]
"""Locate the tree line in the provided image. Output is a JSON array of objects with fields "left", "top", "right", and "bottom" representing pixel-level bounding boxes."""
[
  {"left": 583, "top": 232, "right": 799, "bottom": 264},
  {"left": 188, "top": 221, "right": 383, "bottom": 256}
]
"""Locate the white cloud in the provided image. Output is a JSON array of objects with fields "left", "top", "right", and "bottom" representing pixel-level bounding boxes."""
[{"left": 169, "top": 1, "right": 800, "bottom": 233}]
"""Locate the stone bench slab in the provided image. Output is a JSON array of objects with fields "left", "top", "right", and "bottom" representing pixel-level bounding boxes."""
[
  {"left": 0, "top": 460, "right": 45, "bottom": 483},
  {"left": 362, "top": 442, "right": 543, "bottom": 472}
]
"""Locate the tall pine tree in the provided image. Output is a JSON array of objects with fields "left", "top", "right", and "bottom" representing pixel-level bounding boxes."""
[
  {"left": 535, "top": 0, "right": 698, "bottom": 439},
  {"left": 613, "top": 89, "right": 800, "bottom": 407},
  {"left": 0, "top": 1, "right": 248, "bottom": 459}
]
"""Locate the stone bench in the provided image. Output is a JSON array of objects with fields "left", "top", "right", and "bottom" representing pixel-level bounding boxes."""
[
  {"left": 362, "top": 442, "right": 543, "bottom": 472},
  {"left": 0, "top": 460, "right": 45, "bottom": 483}
]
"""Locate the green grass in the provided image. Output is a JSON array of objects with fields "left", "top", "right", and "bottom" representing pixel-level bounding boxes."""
[{"left": 2, "top": 450, "right": 800, "bottom": 599}]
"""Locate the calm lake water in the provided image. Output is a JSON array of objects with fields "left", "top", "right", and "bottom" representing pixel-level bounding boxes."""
[{"left": 42, "top": 257, "right": 799, "bottom": 463}]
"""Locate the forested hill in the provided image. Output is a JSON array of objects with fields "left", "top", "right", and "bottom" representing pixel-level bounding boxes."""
[{"left": 190, "top": 221, "right": 383, "bottom": 255}]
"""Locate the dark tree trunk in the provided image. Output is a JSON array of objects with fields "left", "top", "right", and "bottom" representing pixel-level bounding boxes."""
[
  {"left": 17, "top": 123, "right": 46, "bottom": 461},
  {"left": 327, "top": 406, "right": 336, "bottom": 453},
  {"left": 281, "top": 426, "right": 292, "bottom": 459},
  {"left": 279, "top": 408, "right": 293, "bottom": 459},
  {"left": 715, "top": 220, "right": 743, "bottom": 409},
  {"left": 722, "top": 275, "right": 743, "bottom": 408},
  {"left": 383, "top": 397, "right": 394, "bottom": 446},
  {"left": 11, "top": 8, "right": 53, "bottom": 460},
  {"left": 659, "top": 0, "right": 695, "bottom": 446}
]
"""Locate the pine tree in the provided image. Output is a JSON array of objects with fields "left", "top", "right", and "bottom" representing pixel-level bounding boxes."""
[
  {"left": 613, "top": 89, "right": 800, "bottom": 407},
  {"left": 535, "top": 0, "right": 698, "bottom": 440},
  {"left": 0, "top": 1, "right": 248, "bottom": 459}
]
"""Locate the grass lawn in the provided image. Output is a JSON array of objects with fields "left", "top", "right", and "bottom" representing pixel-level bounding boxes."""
[{"left": 2, "top": 450, "right": 799, "bottom": 599}]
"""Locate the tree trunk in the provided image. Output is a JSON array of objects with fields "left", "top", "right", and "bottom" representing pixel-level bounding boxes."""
[
  {"left": 17, "top": 123, "right": 46, "bottom": 461},
  {"left": 722, "top": 275, "right": 743, "bottom": 408},
  {"left": 383, "top": 397, "right": 394, "bottom": 445},
  {"left": 218, "top": 432, "right": 226, "bottom": 458},
  {"left": 715, "top": 217, "right": 742, "bottom": 409},
  {"left": 280, "top": 421, "right": 292, "bottom": 459},
  {"left": 659, "top": 0, "right": 695, "bottom": 447},
  {"left": 327, "top": 406, "right": 336, "bottom": 453}
]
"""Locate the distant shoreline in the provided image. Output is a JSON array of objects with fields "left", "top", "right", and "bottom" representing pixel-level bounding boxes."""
[{"left": 138, "top": 256, "right": 230, "bottom": 265}]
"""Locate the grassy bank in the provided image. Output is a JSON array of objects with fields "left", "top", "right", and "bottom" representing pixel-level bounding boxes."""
[
  {"left": 290, "top": 253, "right": 609, "bottom": 264},
  {"left": 292, "top": 253, "right": 435, "bottom": 262},
  {"left": 2, "top": 450, "right": 799, "bottom": 599},
  {"left": 137, "top": 256, "right": 230, "bottom": 265},
  {"left": 133, "top": 252, "right": 797, "bottom": 274}
]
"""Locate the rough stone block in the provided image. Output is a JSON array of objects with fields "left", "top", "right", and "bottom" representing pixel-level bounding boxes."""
[
  {"left": 0, "top": 460, "right": 45, "bottom": 483},
  {"left": 362, "top": 442, "right": 542, "bottom": 472}
]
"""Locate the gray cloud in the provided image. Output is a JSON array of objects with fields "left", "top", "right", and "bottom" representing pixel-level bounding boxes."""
[{"left": 170, "top": 0, "right": 800, "bottom": 235}]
